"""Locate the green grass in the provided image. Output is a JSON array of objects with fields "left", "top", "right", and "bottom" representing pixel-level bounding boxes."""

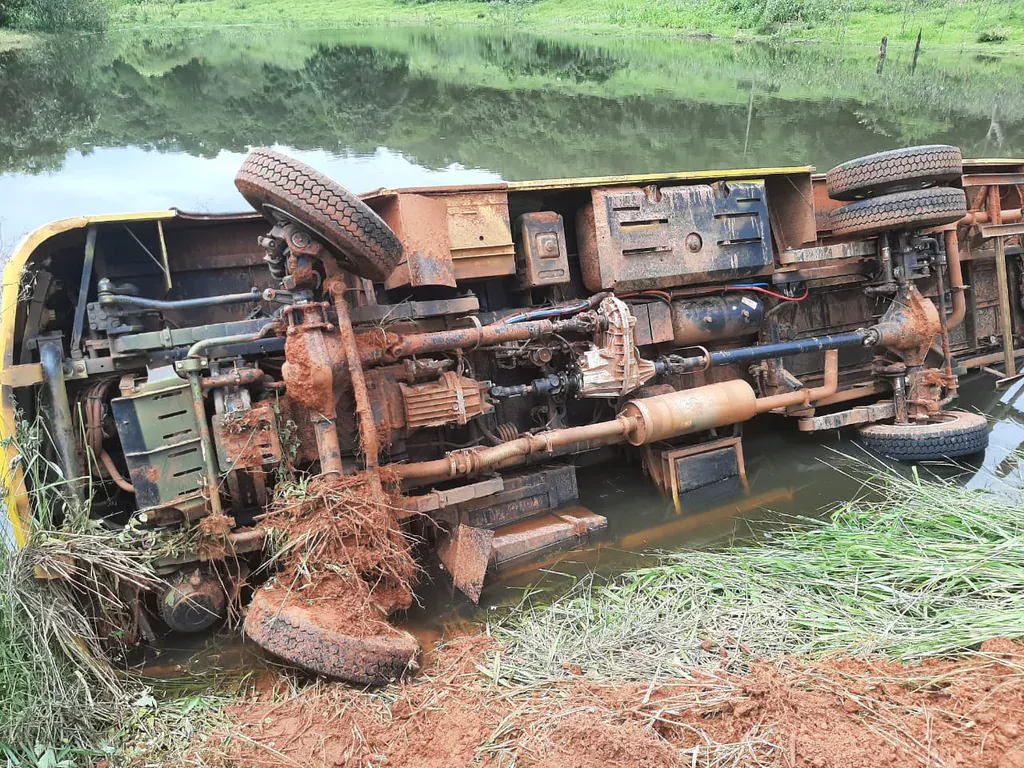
[
  {"left": 0, "top": 419, "right": 231, "bottom": 765},
  {"left": 0, "top": 543, "right": 119, "bottom": 762},
  {"left": 105, "top": 0, "right": 1024, "bottom": 49},
  {"left": 0, "top": 28, "right": 35, "bottom": 49},
  {"left": 0, "top": 420, "right": 139, "bottom": 757},
  {"left": 494, "top": 466, "right": 1024, "bottom": 684}
]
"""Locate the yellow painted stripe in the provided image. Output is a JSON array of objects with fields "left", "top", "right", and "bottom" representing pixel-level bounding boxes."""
[{"left": 506, "top": 166, "right": 816, "bottom": 191}]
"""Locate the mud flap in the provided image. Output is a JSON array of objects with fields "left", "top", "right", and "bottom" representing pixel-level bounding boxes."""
[{"left": 438, "top": 524, "right": 494, "bottom": 603}]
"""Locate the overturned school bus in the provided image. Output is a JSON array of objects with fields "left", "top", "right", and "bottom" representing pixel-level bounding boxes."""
[{"left": 2, "top": 146, "right": 1022, "bottom": 682}]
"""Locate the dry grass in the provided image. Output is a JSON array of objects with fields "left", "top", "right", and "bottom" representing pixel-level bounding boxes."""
[
  {"left": 0, "top": 417, "right": 218, "bottom": 763},
  {"left": 259, "top": 471, "right": 418, "bottom": 605}
]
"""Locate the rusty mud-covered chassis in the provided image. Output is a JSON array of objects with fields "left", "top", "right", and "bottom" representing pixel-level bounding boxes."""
[{"left": 2, "top": 147, "right": 1022, "bottom": 654}]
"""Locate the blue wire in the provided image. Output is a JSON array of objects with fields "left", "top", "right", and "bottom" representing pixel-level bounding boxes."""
[{"left": 502, "top": 300, "right": 589, "bottom": 324}]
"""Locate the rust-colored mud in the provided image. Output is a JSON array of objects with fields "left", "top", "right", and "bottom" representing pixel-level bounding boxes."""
[
  {"left": 281, "top": 304, "right": 345, "bottom": 418},
  {"left": 252, "top": 576, "right": 407, "bottom": 640},
  {"left": 355, "top": 327, "right": 400, "bottom": 366},
  {"left": 197, "top": 512, "right": 236, "bottom": 559},
  {"left": 275, "top": 395, "right": 321, "bottom": 464},
  {"left": 216, "top": 407, "right": 280, "bottom": 468},
  {"left": 212, "top": 637, "right": 1024, "bottom": 768},
  {"left": 199, "top": 512, "right": 236, "bottom": 538},
  {"left": 259, "top": 470, "right": 416, "bottom": 611}
]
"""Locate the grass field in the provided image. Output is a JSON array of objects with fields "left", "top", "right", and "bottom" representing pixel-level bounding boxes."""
[
  {"left": 0, "top": 29, "right": 36, "bottom": 50},
  {"left": 106, "top": 0, "right": 1021, "bottom": 49}
]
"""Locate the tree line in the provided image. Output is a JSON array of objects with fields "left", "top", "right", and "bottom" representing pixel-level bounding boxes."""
[{"left": 0, "top": 0, "right": 106, "bottom": 32}]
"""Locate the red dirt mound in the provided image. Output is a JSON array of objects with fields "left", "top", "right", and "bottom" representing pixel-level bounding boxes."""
[
  {"left": 211, "top": 637, "right": 1024, "bottom": 768},
  {"left": 258, "top": 470, "right": 416, "bottom": 610}
]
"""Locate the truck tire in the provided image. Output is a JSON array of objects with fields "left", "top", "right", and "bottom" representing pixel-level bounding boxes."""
[
  {"left": 828, "top": 187, "right": 967, "bottom": 238},
  {"left": 857, "top": 411, "right": 988, "bottom": 462},
  {"left": 826, "top": 145, "right": 962, "bottom": 201},
  {"left": 244, "top": 587, "right": 419, "bottom": 685},
  {"left": 235, "top": 148, "right": 403, "bottom": 282}
]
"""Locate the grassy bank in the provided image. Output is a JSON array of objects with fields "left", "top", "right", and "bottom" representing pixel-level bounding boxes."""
[
  {"left": 497, "top": 469, "right": 1024, "bottom": 683},
  {"left": 107, "top": 0, "right": 1022, "bottom": 49},
  {"left": 219, "top": 468, "right": 1024, "bottom": 767},
  {"left": 0, "top": 29, "right": 35, "bottom": 50},
  {"left": 3, "top": 453, "right": 1023, "bottom": 763}
]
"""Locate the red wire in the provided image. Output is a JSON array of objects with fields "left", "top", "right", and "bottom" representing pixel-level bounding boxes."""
[
  {"left": 620, "top": 286, "right": 807, "bottom": 303},
  {"left": 727, "top": 285, "right": 809, "bottom": 302}
]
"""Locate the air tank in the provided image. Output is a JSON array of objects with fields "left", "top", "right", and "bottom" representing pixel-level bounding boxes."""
[{"left": 671, "top": 292, "right": 764, "bottom": 347}]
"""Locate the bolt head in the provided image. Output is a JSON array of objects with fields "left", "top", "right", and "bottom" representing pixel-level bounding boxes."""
[{"left": 537, "top": 233, "right": 560, "bottom": 257}]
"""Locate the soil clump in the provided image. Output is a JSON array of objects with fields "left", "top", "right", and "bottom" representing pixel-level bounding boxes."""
[
  {"left": 258, "top": 468, "right": 413, "bottom": 614},
  {"left": 214, "top": 637, "right": 1024, "bottom": 768}
]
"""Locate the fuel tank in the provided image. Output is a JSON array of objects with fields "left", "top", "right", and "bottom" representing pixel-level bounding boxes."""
[{"left": 670, "top": 292, "right": 764, "bottom": 347}]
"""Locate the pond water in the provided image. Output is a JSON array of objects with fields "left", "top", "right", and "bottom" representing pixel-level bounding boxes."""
[
  {"left": 2, "top": 26, "right": 1023, "bottom": 250},
  {"left": 1, "top": 25, "right": 1022, "bottom": 674}
]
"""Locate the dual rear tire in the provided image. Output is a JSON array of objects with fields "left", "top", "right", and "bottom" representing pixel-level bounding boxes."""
[
  {"left": 829, "top": 148, "right": 986, "bottom": 461},
  {"left": 825, "top": 145, "right": 967, "bottom": 237}
]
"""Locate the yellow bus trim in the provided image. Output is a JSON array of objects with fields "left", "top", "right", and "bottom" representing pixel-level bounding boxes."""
[{"left": 0, "top": 211, "right": 176, "bottom": 547}]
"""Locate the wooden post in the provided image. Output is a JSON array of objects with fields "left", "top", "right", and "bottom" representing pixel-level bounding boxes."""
[
  {"left": 876, "top": 36, "right": 888, "bottom": 75},
  {"left": 743, "top": 84, "right": 755, "bottom": 156},
  {"left": 911, "top": 28, "right": 923, "bottom": 73},
  {"left": 989, "top": 188, "right": 1017, "bottom": 377}
]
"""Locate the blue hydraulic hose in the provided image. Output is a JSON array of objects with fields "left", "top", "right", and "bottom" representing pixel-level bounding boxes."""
[{"left": 500, "top": 300, "right": 590, "bottom": 324}]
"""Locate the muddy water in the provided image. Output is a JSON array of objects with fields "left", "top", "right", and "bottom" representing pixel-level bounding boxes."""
[
  {"left": 1, "top": 26, "right": 1020, "bottom": 674},
  {"left": 408, "top": 374, "right": 999, "bottom": 630},
  {"left": 145, "top": 370, "right": 1004, "bottom": 678}
]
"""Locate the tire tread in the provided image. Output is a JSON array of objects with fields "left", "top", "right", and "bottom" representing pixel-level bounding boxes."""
[
  {"left": 826, "top": 145, "right": 962, "bottom": 201},
  {"left": 857, "top": 411, "right": 988, "bottom": 462},
  {"left": 244, "top": 589, "right": 419, "bottom": 685},
  {"left": 235, "top": 148, "right": 403, "bottom": 282},
  {"left": 828, "top": 187, "right": 967, "bottom": 238}
]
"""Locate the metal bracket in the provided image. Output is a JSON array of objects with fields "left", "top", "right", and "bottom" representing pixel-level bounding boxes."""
[
  {"left": 979, "top": 222, "right": 1024, "bottom": 239},
  {"left": 70, "top": 226, "right": 97, "bottom": 360},
  {"left": 0, "top": 363, "right": 44, "bottom": 388},
  {"left": 174, "top": 357, "right": 209, "bottom": 373},
  {"left": 797, "top": 400, "right": 895, "bottom": 432}
]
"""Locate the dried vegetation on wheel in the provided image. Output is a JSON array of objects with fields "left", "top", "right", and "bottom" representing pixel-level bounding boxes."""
[{"left": 245, "top": 472, "right": 421, "bottom": 683}]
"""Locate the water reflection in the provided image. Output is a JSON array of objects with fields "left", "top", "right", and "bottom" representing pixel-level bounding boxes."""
[
  {"left": 2, "top": 27, "right": 1023, "bottom": 249},
  {"left": 967, "top": 376, "right": 1024, "bottom": 500}
]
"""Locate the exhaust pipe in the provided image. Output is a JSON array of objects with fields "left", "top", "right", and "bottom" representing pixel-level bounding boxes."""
[{"left": 396, "top": 351, "right": 839, "bottom": 486}]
